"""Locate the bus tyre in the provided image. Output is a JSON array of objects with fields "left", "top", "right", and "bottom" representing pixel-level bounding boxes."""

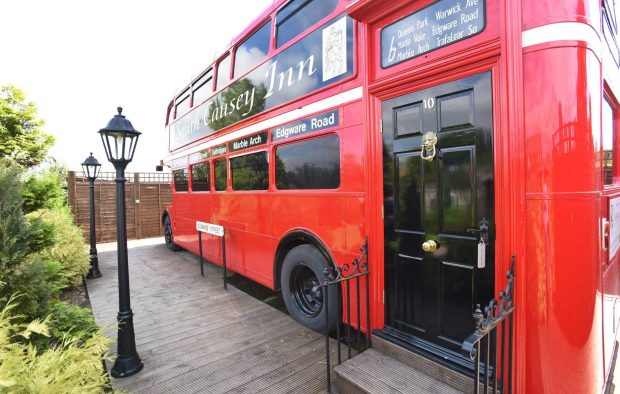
[
  {"left": 281, "top": 245, "right": 338, "bottom": 333},
  {"left": 163, "top": 216, "right": 181, "bottom": 251}
]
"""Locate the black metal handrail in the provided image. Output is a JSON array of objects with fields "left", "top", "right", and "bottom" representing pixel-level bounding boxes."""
[
  {"left": 320, "top": 238, "right": 370, "bottom": 393},
  {"left": 462, "top": 256, "right": 516, "bottom": 394}
]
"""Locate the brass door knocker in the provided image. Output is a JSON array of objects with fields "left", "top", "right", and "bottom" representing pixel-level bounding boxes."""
[{"left": 421, "top": 131, "right": 438, "bottom": 161}]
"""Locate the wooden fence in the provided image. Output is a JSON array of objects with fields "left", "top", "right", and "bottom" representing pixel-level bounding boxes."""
[{"left": 67, "top": 171, "right": 172, "bottom": 243}]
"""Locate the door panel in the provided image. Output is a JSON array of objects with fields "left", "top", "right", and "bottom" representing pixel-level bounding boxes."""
[{"left": 383, "top": 72, "right": 494, "bottom": 356}]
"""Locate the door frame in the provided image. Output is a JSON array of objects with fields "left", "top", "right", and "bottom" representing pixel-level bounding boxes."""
[
  {"left": 380, "top": 71, "right": 497, "bottom": 358},
  {"left": 365, "top": 44, "right": 518, "bottom": 342}
]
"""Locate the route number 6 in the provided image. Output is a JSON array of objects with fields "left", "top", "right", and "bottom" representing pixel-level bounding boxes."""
[{"left": 388, "top": 36, "right": 397, "bottom": 63}]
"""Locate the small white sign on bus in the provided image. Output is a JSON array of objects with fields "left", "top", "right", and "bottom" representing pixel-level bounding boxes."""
[
  {"left": 610, "top": 198, "right": 620, "bottom": 259},
  {"left": 196, "top": 221, "right": 224, "bottom": 237}
]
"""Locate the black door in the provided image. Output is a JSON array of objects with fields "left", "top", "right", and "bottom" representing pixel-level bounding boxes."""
[{"left": 382, "top": 72, "right": 495, "bottom": 361}]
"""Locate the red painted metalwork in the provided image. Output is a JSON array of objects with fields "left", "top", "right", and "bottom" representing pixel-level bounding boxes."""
[{"left": 164, "top": 0, "right": 620, "bottom": 392}]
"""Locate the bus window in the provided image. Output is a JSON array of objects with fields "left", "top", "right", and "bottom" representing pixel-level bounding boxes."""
[
  {"left": 214, "top": 159, "right": 227, "bottom": 191},
  {"left": 216, "top": 54, "right": 231, "bottom": 90},
  {"left": 191, "top": 162, "right": 211, "bottom": 191},
  {"left": 176, "top": 89, "right": 191, "bottom": 118},
  {"left": 231, "top": 151, "right": 269, "bottom": 190},
  {"left": 275, "top": 0, "right": 338, "bottom": 48},
  {"left": 234, "top": 21, "right": 272, "bottom": 78},
  {"left": 173, "top": 168, "right": 189, "bottom": 192},
  {"left": 193, "top": 69, "right": 213, "bottom": 106},
  {"left": 603, "top": 96, "right": 616, "bottom": 185},
  {"left": 275, "top": 135, "right": 340, "bottom": 189}
]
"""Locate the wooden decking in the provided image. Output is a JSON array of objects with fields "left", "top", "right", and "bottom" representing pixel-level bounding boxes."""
[{"left": 87, "top": 238, "right": 337, "bottom": 393}]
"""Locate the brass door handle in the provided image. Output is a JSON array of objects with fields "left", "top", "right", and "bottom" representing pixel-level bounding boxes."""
[{"left": 422, "top": 240, "right": 438, "bottom": 252}]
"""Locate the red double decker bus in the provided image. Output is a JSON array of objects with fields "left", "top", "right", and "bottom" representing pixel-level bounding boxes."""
[{"left": 162, "top": 0, "right": 620, "bottom": 392}]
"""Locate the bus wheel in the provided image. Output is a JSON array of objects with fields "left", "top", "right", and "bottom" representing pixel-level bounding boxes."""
[
  {"left": 281, "top": 245, "right": 338, "bottom": 333},
  {"left": 163, "top": 216, "right": 181, "bottom": 251}
]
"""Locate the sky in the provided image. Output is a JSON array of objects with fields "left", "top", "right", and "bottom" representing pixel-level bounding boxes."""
[{"left": 0, "top": 0, "right": 274, "bottom": 172}]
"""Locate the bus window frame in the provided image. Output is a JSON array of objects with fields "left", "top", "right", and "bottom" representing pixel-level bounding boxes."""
[
  {"left": 215, "top": 51, "right": 232, "bottom": 91},
  {"left": 175, "top": 88, "right": 191, "bottom": 118},
  {"left": 213, "top": 157, "right": 229, "bottom": 192},
  {"left": 166, "top": 102, "right": 174, "bottom": 126},
  {"left": 604, "top": 84, "right": 620, "bottom": 189},
  {"left": 274, "top": 0, "right": 339, "bottom": 49},
  {"left": 190, "top": 160, "right": 212, "bottom": 193},
  {"left": 229, "top": 149, "right": 270, "bottom": 192},
  {"left": 273, "top": 132, "right": 342, "bottom": 192},
  {"left": 232, "top": 18, "right": 273, "bottom": 79},
  {"left": 192, "top": 68, "right": 214, "bottom": 108},
  {"left": 172, "top": 167, "right": 190, "bottom": 193}
]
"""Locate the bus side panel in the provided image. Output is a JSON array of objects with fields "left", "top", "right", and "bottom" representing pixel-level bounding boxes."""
[
  {"left": 602, "top": 192, "right": 620, "bottom": 383},
  {"left": 215, "top": 192, "right": 275, "bottom": 287},
  {"left": 170, "top": 192, "right": 199, "bottom": 248},
  {"left": 271, "top": 194, "right": 346, "bottom": 253},
  {"left": 523, "top": 43, "right": 603, "bottom": 393}
]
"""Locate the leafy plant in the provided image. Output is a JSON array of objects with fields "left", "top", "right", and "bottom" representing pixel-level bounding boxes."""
[
  {"left": 45, "top": 300, "right": 98, "bottom": 343},
  {"left": 0, "top": 159, "right": 52, "bottom": 321},
  {"left": 0, "top": 85, "right": 54, "bottom": 167},
  {"left": 0, "top": 297, "right": 112, "bottom": 393},
  {"left": 22, "top": 161, "right": 67, "bottom": 214},
  {"left": 27, "top": 209, "right": 90, "bottom": 290}
]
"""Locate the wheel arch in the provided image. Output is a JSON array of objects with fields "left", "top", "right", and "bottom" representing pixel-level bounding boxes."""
[{"left": 273, "top": 229, "right": 337, "bottom": 291}]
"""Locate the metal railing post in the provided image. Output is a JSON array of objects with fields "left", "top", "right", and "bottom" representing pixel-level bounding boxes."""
[
  {"left": 198, "top": 231, "right": 204, "bottom": 277},
  {"left": 222, "top": 229, "right": 227, "bottom": 290}
]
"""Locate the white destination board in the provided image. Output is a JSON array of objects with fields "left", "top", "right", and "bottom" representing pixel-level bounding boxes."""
[
  {"left": 196, "top": 221, "right": 224, "bottom": 237},
  {"left": 610, "top": 198, "right": 620, "bottom": 259},
  {"left": 381, "top": 0, "right": 485, "bottom": 68}
]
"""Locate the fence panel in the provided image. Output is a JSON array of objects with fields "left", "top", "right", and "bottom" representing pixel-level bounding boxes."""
[{"left": 67, "top": 171, "right": 172, "bottom": 243}]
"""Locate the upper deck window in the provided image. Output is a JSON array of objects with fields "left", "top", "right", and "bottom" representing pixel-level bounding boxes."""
[
  {"left": 216, "top": 54, "right": 231, "bottom": 90},
  {"left": 193, "top": 69, "right": 213, "bottom": 106},
  {"left": 275, "top": 0, "right": 338, "bottom": 48},
  {"left": 234, "top": 21, "right": 272, "bottom": 78},
  {"left": 175, "top": 89, "right": 191, "bottom": 118}
]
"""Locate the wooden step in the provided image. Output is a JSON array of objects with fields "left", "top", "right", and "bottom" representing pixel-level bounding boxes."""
[
  {"left": 334, "top": 348, "right": 465, "bottom": 394},
  {"left": 371, "top": 334, "right": 475, "bottom": 393}
]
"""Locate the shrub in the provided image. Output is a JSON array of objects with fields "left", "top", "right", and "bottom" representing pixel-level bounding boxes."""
[
  {"left": 27, "top": 209, "right": 90, "bottom": 290},
  {"left": 0, "top": 159, "right": 52, "bottom": 321},
  {"left": 0, "top": 297, "right": 112, "bottom": 393},
  {"left": 22, "top": 163, "right": 67, "bottom": 214},
  {"left": 46, "top": 300, "right": 98, "bottom": 343}
]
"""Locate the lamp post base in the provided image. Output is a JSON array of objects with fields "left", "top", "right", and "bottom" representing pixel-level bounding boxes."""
[
  {"left": 86, "top": 270, "right": 102, "bottom": 279},
  {"left": 86, "top": 255, "right": 102, "bottom": 279},
  {"left": 111, "top": 308, "right": 143, "bottom": 378},
  {"left": 111, "top": 354, "right": 143, "bottom": 378}
]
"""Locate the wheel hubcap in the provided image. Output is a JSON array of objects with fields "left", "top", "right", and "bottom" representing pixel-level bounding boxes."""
[{"left": 290, "top": 264, "right": 323, "bottom": 318}]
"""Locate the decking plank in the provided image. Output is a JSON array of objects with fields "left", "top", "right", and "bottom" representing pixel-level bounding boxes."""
[{"left": 86, "top": 239, "right": 340, "bottom": 394}]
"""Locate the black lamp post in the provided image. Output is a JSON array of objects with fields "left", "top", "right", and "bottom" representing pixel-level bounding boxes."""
[
  {"left": 81, "top": 153, "right": 102, "bottom": 279},
  {"left": 99, "top": 107, "right": 143, "bottom": 378}
]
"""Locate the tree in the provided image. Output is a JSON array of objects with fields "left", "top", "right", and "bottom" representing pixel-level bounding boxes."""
[
  {"left": 0, "top": 85, "right": 54, "bottom": 167},
  {"left": 0, "top": 159, "right": 53, "bottom": 322}
]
